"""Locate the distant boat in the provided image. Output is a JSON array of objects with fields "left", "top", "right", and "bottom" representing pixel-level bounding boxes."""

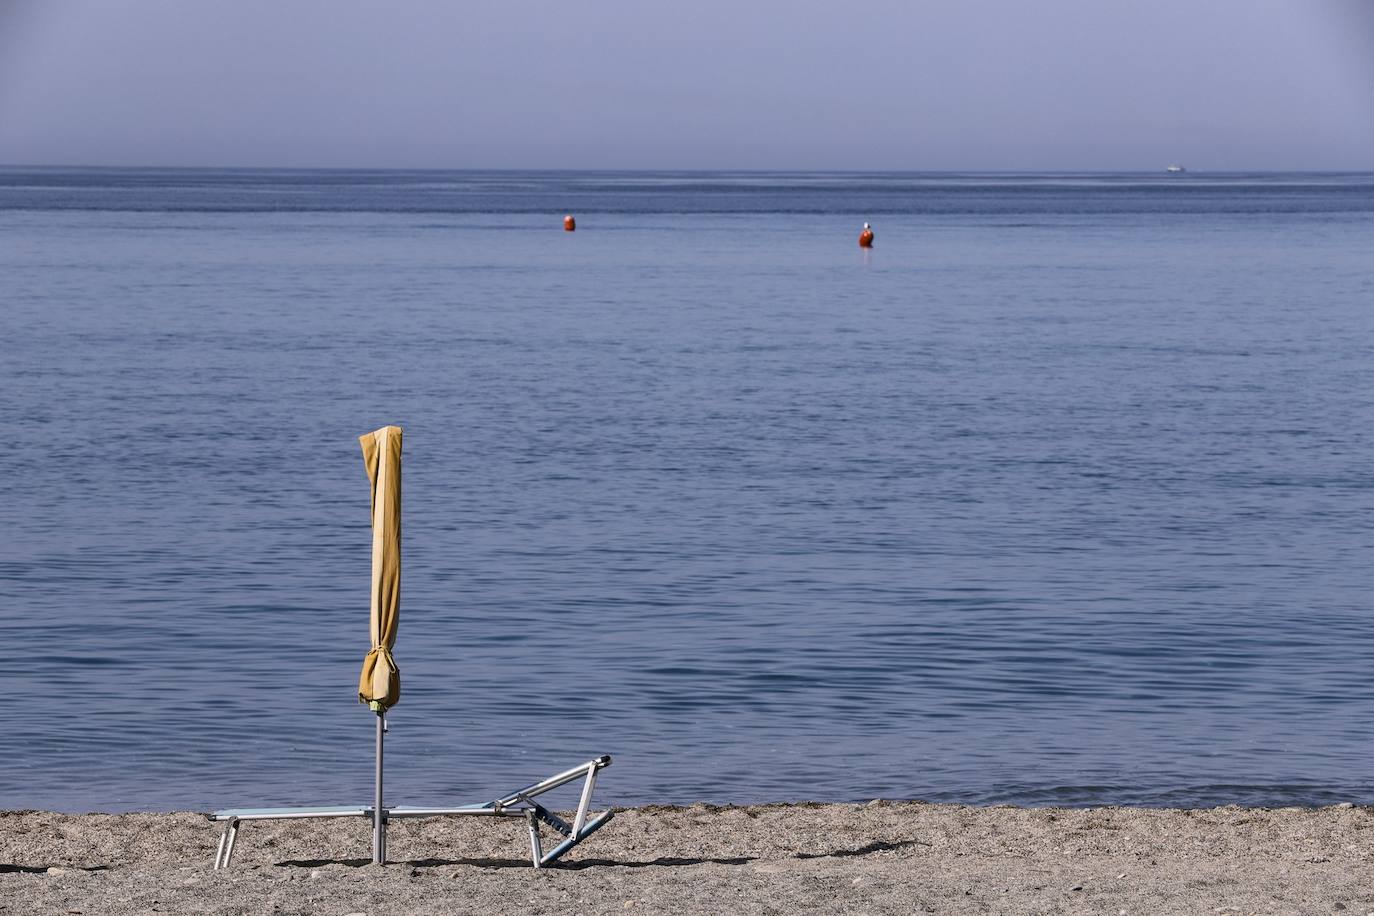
[{"left": 1166, "top": 164, "right": 1186, "bottom": 173}]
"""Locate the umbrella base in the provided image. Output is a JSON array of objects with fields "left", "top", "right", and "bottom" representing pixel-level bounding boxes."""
[{"left": 208, "top": 755, "right": 613, "bottom": 870}]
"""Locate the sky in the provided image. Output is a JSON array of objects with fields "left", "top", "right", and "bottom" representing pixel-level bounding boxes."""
[{"left": 0, "top": 0, "right": 1371, "bottom": 170}]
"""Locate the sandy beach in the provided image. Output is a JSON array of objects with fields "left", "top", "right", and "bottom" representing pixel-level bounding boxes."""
[{"left": 2, "top": 801, "right": 1371, "bottom": 914}]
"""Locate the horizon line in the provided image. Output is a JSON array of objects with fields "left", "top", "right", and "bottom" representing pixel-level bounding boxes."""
[{"left": 3, "top": 163, "right": 1374, "bottom": 175}]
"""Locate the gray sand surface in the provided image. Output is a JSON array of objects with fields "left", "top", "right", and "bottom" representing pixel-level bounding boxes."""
[{"left": 2, "top": 802, "right": 1371, "bottom": 914}]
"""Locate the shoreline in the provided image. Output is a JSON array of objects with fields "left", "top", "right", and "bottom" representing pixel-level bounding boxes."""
[{"left": 3, "top": 801, "right": 1372, "bottom": 914}]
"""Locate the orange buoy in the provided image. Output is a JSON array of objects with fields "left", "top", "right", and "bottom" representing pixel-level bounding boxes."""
[
  {"left": 858, "top": 222, "right": 874, "bottom": 248},
  {"left": 563, "top": 214, "right": 576, "bottom": 232}
]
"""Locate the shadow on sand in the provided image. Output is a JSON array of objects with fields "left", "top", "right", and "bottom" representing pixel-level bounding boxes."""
[
  {"left": 275, "top": 854, "right": 758, "bottom": 870},
  {"left": 274, "top": 839, "right": 929, "bottom": 871},
  {"left": 1, "top": 864, "right": 111, "bottom": 875}
]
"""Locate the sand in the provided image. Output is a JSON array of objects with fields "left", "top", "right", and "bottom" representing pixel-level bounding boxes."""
[{"left": 2, "top": 802, "right": 1371, "bottom": 914}]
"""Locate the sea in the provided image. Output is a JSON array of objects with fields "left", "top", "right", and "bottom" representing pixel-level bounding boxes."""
[{"left": 1, "top": 168, "right": 1372, "bottom": 814}]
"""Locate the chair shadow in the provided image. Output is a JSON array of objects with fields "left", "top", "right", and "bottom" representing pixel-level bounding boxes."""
[
  {"left": 276, "top": 858, "right": 378, "bottom": 868},
  {"left": 794, "top": 838, "right": 932, "bottom": 859},
  {"left": 276, "top": 854, "right": 758, "bottom": 870},
  {"left": 556, "top": 856, "right": 758, "bottom": 870},
  {"left": 274, "top": 840, "right": 924, "bottom": 872},
  {"left": 276, "top": 856, "right": 533, "bottom": 869},
  {"left": 0, "top": 864, "right": 110, "bottom": 874}
]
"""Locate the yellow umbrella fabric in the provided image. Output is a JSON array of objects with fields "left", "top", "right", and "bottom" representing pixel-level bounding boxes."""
[{"left": 358, "top": 425, "right": 402, "bottom": 711}]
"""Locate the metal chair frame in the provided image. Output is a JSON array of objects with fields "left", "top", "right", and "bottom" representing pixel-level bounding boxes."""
[{"left": 209, "top": 754, "right": 612, "bottom": 869}]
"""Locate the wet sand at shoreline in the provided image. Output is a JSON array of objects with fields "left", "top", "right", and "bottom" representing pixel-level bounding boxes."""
[{"left": 3, "top": 802, "right": 1371, "bottom": 914}]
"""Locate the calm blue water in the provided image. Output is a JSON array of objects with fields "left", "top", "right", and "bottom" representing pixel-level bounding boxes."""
[{"left": 2, "top": 168, "right": 1372, "bottom": 813}]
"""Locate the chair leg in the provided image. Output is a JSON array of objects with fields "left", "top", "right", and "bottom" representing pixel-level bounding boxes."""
[
  {"left": 225, "top": 819, "right": 240, "bottom": 868},
  {"left": 526, "top": 810, "right": 543, "bottom": 868},
  {"left": 572, "top": 764, "right": 598, "bottom": 837},
  {"left": 214, "top": 825, "right": 229, "bottom": 870},
  {"left": 214, "top": 818, "right": 240, "bottom": 870}
]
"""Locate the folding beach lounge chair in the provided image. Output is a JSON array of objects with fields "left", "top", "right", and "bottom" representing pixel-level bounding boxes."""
[
  {"left": 209, "top": 755, "right": 614, "bottom": 869},
  {"left": 207, "top": 427, "right": 614, "bottom": 868}
]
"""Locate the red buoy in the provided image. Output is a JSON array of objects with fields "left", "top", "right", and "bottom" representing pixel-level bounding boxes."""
[
  {"left": 858, "top": 222, "right": 874, "bottom": 248},
  {"left": 563, "top": 214, "right": 576, "bottom": 232}
]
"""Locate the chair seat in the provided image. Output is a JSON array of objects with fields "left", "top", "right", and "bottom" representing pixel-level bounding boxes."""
[{"left": 208, "top": 806, "right": 369, "bottom": 821}]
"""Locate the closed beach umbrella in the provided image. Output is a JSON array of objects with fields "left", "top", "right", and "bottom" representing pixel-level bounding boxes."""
[
  {"left": 358, "top": 425, "right": 402, "bottom": 710},
  {"left": 357, "top": 424, "right": 402, "bottom": 862}
]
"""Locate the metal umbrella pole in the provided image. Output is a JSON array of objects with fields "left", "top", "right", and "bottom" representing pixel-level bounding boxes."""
[{"left": 374, "top": 710, "right": 386, "bottom": 864}]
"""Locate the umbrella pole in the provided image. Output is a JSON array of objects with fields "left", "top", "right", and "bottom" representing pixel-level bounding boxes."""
[{"left": 373, "top": 710, "right": 385, "bottom": 864}]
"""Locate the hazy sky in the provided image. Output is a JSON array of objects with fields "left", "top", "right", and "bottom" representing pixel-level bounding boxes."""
[{"left": 1, "top": 0, "right": 1371, "bottom": 170}]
